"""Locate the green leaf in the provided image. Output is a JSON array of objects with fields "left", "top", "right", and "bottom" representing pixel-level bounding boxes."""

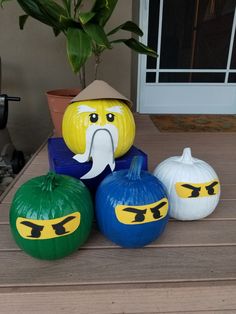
[
  {"left": 79, "top": 12, "right": 96, "bottom": 25},
  {"left": 17, "top": 0, "right": 67, "bottom": 30},
  {"left": 107, "top": 21, "right": 143, "bottom": 36},
  {"left": 83, "top": 23, "right": 111, "bottom": 48},
  {"left": 74, "top": 0, "right": 83, "bottom": 16},
  {"left": 59, "top": 15, "right": 81, "bottom": 29},
  {"left": 61, "top": 0, "right": 71, "bottom": 16},
  {"left": 38, "top": 0, "right": 67, "bottom": 16},
  {"left": 16, "top": 0, "right": 56, "bottom": 27},
  {"left": 36, "top": 0, "right": 68, "bottom": 29},
  {"left": 111, "top": 38, "right": 158, "bottom": 58},
  {"left": 66, "top": 28, "right": 93, "bottom": 74},
  {"left": 92, "top": 0, "right": 118, "bottom": 26},
  {"left": 19, "top": 14, "right": 29, "bottom": 29}
]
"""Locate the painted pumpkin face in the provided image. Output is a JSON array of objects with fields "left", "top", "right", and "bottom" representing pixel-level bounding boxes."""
[
  {"left": 153, "top": 148, "right": 220, "bottom": 220},
  {"left": 62, "top": 99, "right": 135, "bottom": 158},
  {"left": 10, "top": 172, "right": 93, "bottom": 260},
  {"left": 95, "top": 156, "right": 169, "bottom": 248}
]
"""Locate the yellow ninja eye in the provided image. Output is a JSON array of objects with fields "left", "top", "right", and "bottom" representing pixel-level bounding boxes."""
[
  {"left": 89, "top": 113, "right": 99, "bottom": 123},
  {"left": 16, "top": 212, "right": 81, "bottom": 240},
  {"left": 150, "top": 201, "right": 167, "bottom": 219},
  {"left": 181, "top": 184, "right": 201, "bottom": 198},
  {"left": 52, "top": 216, "right": 76, "bottom": 235},
  {"left": 115, "top": 199, "right": 168, "bottom": 225},
  {"left": 19, "top": 221, "right": 44, "bottom": 238},
  {"left": 106, "top": 113, "right": 115, "bottom": 122},
  {"left": 176, "top": 180, "right": 220, "bottom": 198}
]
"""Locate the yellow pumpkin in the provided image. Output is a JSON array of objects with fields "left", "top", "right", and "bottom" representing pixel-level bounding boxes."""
[{"left": 62, "top": 99, "right": 135, "bottom": 158}]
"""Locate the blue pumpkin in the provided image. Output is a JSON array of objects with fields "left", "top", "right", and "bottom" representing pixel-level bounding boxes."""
[{"left": 95, "top": 156, "right": 169, "bottom": 248}]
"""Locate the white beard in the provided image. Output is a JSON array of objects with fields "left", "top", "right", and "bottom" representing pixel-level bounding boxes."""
[{"left": 73, "top": 124, "right": 118, "bottom": 179}]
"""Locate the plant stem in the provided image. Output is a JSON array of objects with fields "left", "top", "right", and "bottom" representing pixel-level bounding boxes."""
[
  {"left": 73, "top": 0, "right": 77, "bottom": 17},
  {"left": 74, "top": 0, "right": 82, "bottom": 19},
  {"left": 94, "top": 53, "right": 101, "bottom": 80},
  {"left": 79, "top": 65, "right": 86, "bottom": 89},
  {"left": 82, "top": 65, "right": 86, "bottom": 88}
]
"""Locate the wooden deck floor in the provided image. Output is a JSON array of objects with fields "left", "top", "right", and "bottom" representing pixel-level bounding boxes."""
[{"left": 0, "top": 114, "right": 236, "bottom": 313}]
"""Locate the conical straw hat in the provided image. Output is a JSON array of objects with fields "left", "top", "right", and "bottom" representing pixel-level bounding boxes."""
[{"left": 71, "top": 80, "right": 132, "bottom": 107}]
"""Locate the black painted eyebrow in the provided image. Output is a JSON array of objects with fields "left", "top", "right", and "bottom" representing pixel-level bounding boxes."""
[
  {"left": 123, "top": 207, "right": 147, "bottom": 215},
  {"left": 20, "top": 221, "right": 44, "bottom": 238},
  {"left": 181, "top": 184, "right": 201, "bottom": 198},
  {"left": 52, "top": 216, "right": 76, "bottom": 235},
  {"left": 205, "top": 181, "right": 219, "bottom": 195},
  {"left": 150, "top": 201, "right": 167, "bottom": 219},
  {"left": 206, "top": 181, "right": 219, "bottom": 189},
  {"left": 181, "top": 184, "right": 201, "bottom": 191},
  {"left": 151, "top": 201, "right": 167, "bottom": 211}
]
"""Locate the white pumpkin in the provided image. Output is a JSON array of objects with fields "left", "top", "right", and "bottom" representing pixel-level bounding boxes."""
[{"left": 153, "top": 148, "right": 220, "bottom": 220}]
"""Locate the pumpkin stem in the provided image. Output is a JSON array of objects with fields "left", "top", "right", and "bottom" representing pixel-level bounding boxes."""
[
  {"left": 180, "top": 147, "right": 194, "bottom": 164},
  {"left": 41, "top": 172, "right": 58, "bottom": 192},
  {"left": 127, "top": 156, "right": 143, "bottom": 180}
]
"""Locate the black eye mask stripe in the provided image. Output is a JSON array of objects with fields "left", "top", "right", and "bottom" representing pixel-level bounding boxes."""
[
  {"left": 20, "top": 216, "right": 76, "bottom": 238},
  {"left": 20, "top": 221, "right": 44, "bottom": 238},
  {"left": 181, "top": 181, "right": 219, "bottom": 197},
  {"left": 122, "top": 202, "right": 167, "bottom": 223}
]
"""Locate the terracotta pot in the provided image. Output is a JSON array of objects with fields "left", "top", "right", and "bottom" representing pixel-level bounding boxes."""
[{"left": 46, "top": 88, "right": 80, "bottom": 137}]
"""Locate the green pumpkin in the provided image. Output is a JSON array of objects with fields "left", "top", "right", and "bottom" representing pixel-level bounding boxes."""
[{"left": 10, "top": 172, "right": 93, "bottom": 260}]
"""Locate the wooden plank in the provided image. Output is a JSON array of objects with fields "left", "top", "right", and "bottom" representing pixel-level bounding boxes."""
[
  {"left": 221, "top": 185, "right": 236, "bottom": 200},
  {"left": 0, "top": 137, "right": 49, "bottom": 203},
  {"left": 30, "top": 142, "right": 235, "bottom": 179},
  {"left": 31, "top": 150, "right": 49, "bottom": 165},
  {"left": 1, "top": 173, "right": 49, "bottom": 204},
  {"left": 134, "top": 115, "right": 236, "bottom": 148},
  {"left": 1, "top": 200, "right": 236, "bottom": 224},
  {"left": 0, "top": 116, "right": 235, "bottom": 312},
  {"left": 158, "top": 220, "right": 236, "bottom": 247},
  {"left": 0, "top": 282, "right": 236, "bottom": 313},
  {"left": 1, "top": 219, "right": 236, "bottom": 251},
  {"left": 143, "top": 148, "right": 236, "bottom": 184},
  {"left": 2, "top": 182, "right": 235, "bottom": 204},
  {"left": 0, "top": 246, "right": 236, "bottom": 287},
  {"left": 134, "top": 115, "right": 236, "bottom": 185},
  {"left": 2, "top": 218, "right": 236, "bottom": 250},
  {"left": 0, "top": 163, "right": 32, "bottom": 204},
  {"left": 208, "top": 200, "right": 236, "bottom": 219},
  {"left": 0, "top": 204, "right": 10, "bottom": 223},
  {"left": 22, "top": 163, "right": 49, "bottom": 176},
  {"left": 30, "top": 151, "right": 236, "bottom": 185},
  {"left": 135, "top": 128, "right": 236, "bottom": 151}
]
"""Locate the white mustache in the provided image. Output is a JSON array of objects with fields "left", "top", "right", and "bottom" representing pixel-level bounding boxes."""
[{"left": 73, "top": 124, "right": 118, "bottom": 179}]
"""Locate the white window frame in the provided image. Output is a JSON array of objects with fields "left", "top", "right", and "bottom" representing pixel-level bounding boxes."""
[{"left": 137, "top": 0, "right": 236, "bottom": 114}]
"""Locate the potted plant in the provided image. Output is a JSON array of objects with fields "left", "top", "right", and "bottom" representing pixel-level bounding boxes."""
[{"left": 1, "top": 0, "right": 157, "bottom": 135}]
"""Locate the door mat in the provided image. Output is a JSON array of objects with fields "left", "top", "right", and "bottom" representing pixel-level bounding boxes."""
[{"left": 150, "top": 115, "right": 236, "bottom": 132}]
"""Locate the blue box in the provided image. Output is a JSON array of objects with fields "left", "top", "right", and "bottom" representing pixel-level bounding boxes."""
[{"left": 48, "top": 138, "right": 148, "bottom": 193}]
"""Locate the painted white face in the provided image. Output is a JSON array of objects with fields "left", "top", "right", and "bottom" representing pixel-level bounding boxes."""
[{"left": 153, "top": 148, "right": 220, "bottom": 220}]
